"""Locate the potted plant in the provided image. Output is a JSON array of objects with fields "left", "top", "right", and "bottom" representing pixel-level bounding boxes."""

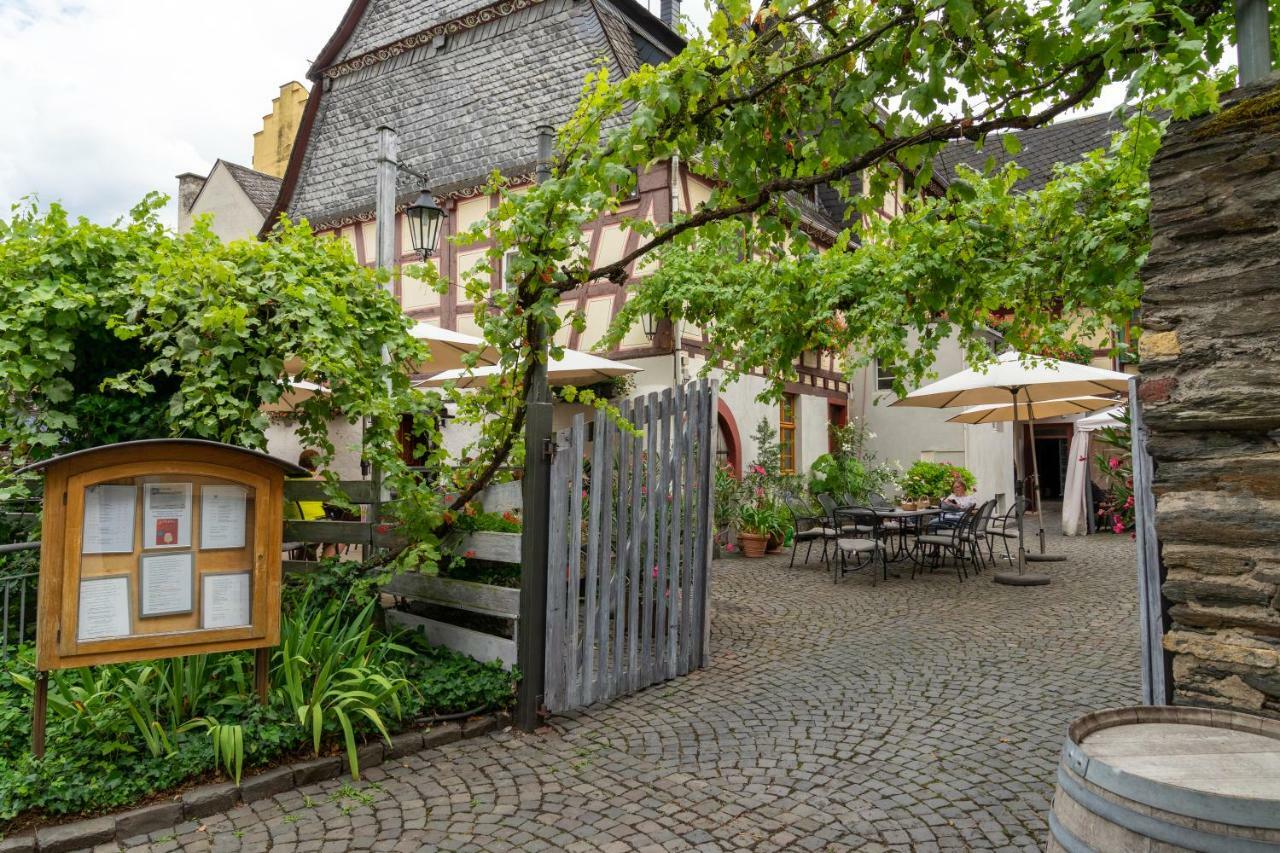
[
  {"left": 737, "top": 504, "right": 785, "bottom": 558},
  {"left": 899, "top": 461, "right": 976, "bottom": 505}
]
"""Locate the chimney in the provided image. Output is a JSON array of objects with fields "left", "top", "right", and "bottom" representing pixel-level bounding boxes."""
[
  {"left": 175, "top": 172, "right": 207, "bottom": 233},
  {"left": 659, "top": 0, "right": 679, "bottom": 29}
]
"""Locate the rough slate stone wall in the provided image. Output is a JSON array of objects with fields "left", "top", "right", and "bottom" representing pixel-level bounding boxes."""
[{"left": 1140, "top": 78, "right": 1280, "bottom": 717}]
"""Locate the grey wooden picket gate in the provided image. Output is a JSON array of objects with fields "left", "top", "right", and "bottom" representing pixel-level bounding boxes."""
[{"left": 542, "top": 379, "right": 717, "bottom": 713}]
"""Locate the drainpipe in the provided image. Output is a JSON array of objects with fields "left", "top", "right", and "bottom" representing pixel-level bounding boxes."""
[
  {"left": 1235, "top": 0, "right": 1274, "bottom": 85},
  {"left": 670, "top": 155, "right": 684, "bottom": 387}
]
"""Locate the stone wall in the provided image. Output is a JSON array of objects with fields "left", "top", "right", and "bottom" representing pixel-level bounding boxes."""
[{"left": 1140, "top": 78, "right": 1280, "bottom": 716}]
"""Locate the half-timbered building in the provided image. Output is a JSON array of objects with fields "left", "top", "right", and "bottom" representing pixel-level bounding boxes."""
[{"left": 259, "top": 0, "right": 856, "bottom": 477}]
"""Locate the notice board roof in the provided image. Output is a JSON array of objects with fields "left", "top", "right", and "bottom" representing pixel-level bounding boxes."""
[{"left": 15, "top": 439, "right": 310, "bottom": 478}]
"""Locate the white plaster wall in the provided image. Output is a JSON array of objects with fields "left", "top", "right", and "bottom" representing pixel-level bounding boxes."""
[
  {"left": 182, "top": 164, "right": 266, "bottom": 242},
  {"left": 265, "top": 416, "right": 366, "bottom": 480},
  {"left": 796, "top": 393, "right": 830, "bottom": 472},
  {"left": 849, "top": 334, "right": 1014, "bottom": 504}
]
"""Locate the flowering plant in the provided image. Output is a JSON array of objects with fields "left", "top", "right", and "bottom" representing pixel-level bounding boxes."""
[{"left": 1094, "top": 412, "right": 1135, "bottom": 533}]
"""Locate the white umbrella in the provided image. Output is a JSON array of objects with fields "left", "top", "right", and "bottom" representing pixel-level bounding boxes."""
[
  {"left": 280, "top": 322, "right": 500, "bottom": 376},
  {"left": 893, "top": 351, "right": 1131, "bottom": 584},
  {"left": 406, "top": 322, "right": 501, "bottom": 374},
  {"left": 945, "top": 396, "right": 1121, "bottom": 425},
  {"left": 261, "top": 379, "right": 328, "bottom": 414},
  {"left": 416, "top": 348, "right": 642, "bottom": 389}
]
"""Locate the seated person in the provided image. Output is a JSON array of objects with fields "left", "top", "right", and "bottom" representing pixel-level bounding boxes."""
[{"left": 936, "top": 479, "right": 977, "bottom": 527}]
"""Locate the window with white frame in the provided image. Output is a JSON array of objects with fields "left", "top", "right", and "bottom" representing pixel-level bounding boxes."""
[{"left": 875, "top": 359, "right": 896, "bottom": 392}]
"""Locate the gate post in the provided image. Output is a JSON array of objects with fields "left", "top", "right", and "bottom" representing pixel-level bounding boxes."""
[{"left": 515, "top": 124, "right": 556, "bottom": 731}]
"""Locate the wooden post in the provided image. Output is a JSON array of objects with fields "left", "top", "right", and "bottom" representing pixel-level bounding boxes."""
[
  {"left": 254, "top": 647, "right": 270, "bottom": 706},
  {"left": 32, "top": 670, "right": 47, "bottom": 759},
  {"left": 515, "top": 124, "right": 556, "bottom": 731},
  {"left": 1131, "top": 377, "right": 1170, "bottom": 704}
]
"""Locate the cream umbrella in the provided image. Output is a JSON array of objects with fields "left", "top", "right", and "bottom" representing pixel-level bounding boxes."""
[
  {"left": 893, "top": 351, "right": 1131, "bottom": 585},
  {"left": 944, "top": 396, "right": 1121, "bottom": 424},
  {"left": 280, "top": 322, "right": 500, "bottom": 377},
  {"left": 949, "top": 397, "right": 1122, "bottom": 540},
  {"left": 415, "top": 348, "right": 643, "bottom": 389},
  {"left": 260, "top": 379, "right": 328, "bottom": 414}
]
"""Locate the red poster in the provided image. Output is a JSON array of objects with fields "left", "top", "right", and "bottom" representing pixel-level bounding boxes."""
[{"left": 155, "top": 518, "right": 179, "bottom": 546}]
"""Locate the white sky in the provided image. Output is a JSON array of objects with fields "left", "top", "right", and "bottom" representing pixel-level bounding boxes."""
[{"left": 1, "top": 0, "right": 1123, "bottom": 228}]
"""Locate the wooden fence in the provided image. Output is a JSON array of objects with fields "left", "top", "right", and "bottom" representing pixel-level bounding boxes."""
[
  {"left": 284, "top": 479, "right": 523, "bottom": 670},
  {"left": 543, "top": 379, "right": 717, "bottom": 713}
]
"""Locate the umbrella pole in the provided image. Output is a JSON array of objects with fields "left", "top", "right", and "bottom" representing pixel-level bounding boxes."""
[
  {"left": 995, "top": 386, "right": 1051, "bottom": 586},
  {"left": 1024, "top": 390, "right": 1066, "bottom": 566}
]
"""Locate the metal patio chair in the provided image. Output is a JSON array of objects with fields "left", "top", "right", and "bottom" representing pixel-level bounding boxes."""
[{"left": 832, "top": 506, "right": 888, "bottom": 585}]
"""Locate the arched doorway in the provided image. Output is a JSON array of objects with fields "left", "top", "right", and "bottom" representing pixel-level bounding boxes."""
[{"left": 716, "top": 400, "right": 741, "bottom": 477}]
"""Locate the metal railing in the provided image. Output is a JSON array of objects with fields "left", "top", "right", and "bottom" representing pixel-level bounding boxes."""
[{"left": 1, "top": 542, "right": 40, "bottom": 659}]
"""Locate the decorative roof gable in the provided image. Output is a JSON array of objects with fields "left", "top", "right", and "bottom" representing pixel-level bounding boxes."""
[{"left": 266, "top": 0, "right": 683, "bottom": 232}]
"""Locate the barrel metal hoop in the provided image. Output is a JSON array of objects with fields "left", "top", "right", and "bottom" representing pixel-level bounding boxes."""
[
  {"left": 1080, "top": 753, "right": 1280, "bottom": 830},
  {"left": 1048, "top": 810, "right": 1096, "bottom": 853},
  {"left": 1057, "top": 767, "right": 1280, "bottom": 853},
  {"left": 1060, "top": 738, "right": 1090, "bottom": 778}
]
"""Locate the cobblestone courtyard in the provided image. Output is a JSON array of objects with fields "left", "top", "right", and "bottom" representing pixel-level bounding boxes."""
[{"left": 122, "top": 525, "right": 1139, "bottom": 852}]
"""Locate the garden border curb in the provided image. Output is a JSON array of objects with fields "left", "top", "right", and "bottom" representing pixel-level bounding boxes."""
[{"left": 1, "top": 712, "right": 509, "bottom": 851}]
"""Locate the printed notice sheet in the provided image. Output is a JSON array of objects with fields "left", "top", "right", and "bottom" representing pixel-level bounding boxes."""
[
  {"left": 200, "top": 485, "right": 248, "bottom": 550},
  {"left": 202, "top": 572, "right": 251, "bottom": 629},
  {"left": 143, "top": 482, "right": 192, "bottom": 549},
  {"left": 82, "top": 484, "right": 136, "bottom": 554},
  {"left": 77, "top": 575, "right": 132, "bottom": 641},
  {"left": 140, "top": 552, "right": 194, "bottom": 617}
]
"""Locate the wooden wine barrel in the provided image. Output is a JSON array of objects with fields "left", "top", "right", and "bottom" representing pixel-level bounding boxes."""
[{"left": 1048, "top": 706, "right": 1280, "bottom": 852}]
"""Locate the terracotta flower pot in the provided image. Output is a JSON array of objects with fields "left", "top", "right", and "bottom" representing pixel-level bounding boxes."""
[{"left": 737, "top": 532, "right": 769, "bottom": 558}]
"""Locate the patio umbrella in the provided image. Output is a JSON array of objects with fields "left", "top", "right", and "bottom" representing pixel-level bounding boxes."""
[
  {"left": 892, "top": 351, "right": 1131, "bottom": 585},
  {"left": 415, "top": 347, "right": 643, "bottom": 389},
  {"left": 948, "top": 398, "right": 1123, "bottom": 539},
  {"left": 260, "top": 379, "right": 328, "bottom": 414},
  {"left": 280, "top": 322, "right": 500, "bottom": 376},
  {"left": 1062, "top": 407, "right": 1126, "bottom": 536},
  {"left": 944, "top": 396, "right": 1121, "bottom": 425}
]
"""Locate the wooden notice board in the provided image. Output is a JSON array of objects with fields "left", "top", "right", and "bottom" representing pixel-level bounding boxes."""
[{"left": 23, "top": 440, "right": 305, "bottom": 670}]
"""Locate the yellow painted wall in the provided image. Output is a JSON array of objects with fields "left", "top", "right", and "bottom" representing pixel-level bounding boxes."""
[{"left": 252, "top": 82, "right": 309, "bottom": 178}]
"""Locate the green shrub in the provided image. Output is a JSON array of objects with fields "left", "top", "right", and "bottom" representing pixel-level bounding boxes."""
[
  {"left": 898, "top": 461, "right": 976, "bottom": 500},
  {"left": 0, "top": 572, "right": 516, "bottom": 829}
]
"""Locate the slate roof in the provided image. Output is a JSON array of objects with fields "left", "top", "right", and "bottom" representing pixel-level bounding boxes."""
[
  {"left": 931, "top": 111, "right": 1122, "bottom": 193},
  {"left": 275, "top": 0, "right": 684, "bottom": 229},
  {"left": 220, "top": 161, "right": 282, "bottom": 216}
]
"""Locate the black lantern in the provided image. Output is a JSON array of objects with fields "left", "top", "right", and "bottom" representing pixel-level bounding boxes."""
[
  {"left": 640, "top": 312, "right": 658, "bottom": 342},
  {"left": 406, "top": 190, "right": 444, "bottom": 259}
]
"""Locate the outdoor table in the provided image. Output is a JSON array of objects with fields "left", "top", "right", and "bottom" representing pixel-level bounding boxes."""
[{"left": 834, "top": 506, "right": 942, "bottom": 566}]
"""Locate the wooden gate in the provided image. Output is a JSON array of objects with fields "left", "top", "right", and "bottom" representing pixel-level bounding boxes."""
[{"left": 542, "top": 379, "right": 718, "bottom": 713}]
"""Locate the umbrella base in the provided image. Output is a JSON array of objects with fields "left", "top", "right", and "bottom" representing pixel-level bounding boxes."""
[
  {"left": 1026, "top": 553, "right": 1066, "bottom": 563},
  {"left": 994, "top": 571, "right": 1051, "bottom": 586}
]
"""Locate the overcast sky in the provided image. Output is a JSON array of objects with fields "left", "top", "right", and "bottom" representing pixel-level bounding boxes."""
[{"left": 2, "top": 0, "right": 1122, "bottom": 228}]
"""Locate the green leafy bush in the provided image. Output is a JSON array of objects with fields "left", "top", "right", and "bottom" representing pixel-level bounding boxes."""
[{"left": 898, "top": 461, "right": 976, "bottom": 501}]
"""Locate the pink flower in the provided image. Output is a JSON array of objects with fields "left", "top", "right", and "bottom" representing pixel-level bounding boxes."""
[
  {"left": 1123, "top": 495, "right": 1134, "bottom": 509},
  {"left": 652, "top": 565, "right": 659, "bottom": 578},
  {"left": 1108, "top": 457, "right": 1121, "bottom": 470},
  {"left": 724, "top": 542, "right": 736, "bottom": 552},
  {"left": 751, "top": 465, "right": 765, "bottom": 475},
  {"left": 1112, "top": 522, "right": 1125, "bottom": 534},
  {"left": 464, "top": 549, "right": 477, "bottom": 558}
]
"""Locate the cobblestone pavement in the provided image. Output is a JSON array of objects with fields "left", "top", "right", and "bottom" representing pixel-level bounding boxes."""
[{"left": 120, "top": 524, "right": 1138, "bottom": 852}]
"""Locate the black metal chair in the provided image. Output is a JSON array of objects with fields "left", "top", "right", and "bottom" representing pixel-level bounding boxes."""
[
  {"left": 957, "top": 499, "right": 998, "bottom": 575},
  {"left": 868, "top": 491, "right": 893, "bottom": 509},
  {"left": 784, "top": 494, "right": 830, "bottom": 568},
  {"left": 987, "top": 500, "right": 1025, "bottom": 564},
  {"left": 832, "top": 507, "right": 888, "bottom": 585},
  {"left": 912, "top": 504, "right": 980, "bottom": 581}
]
